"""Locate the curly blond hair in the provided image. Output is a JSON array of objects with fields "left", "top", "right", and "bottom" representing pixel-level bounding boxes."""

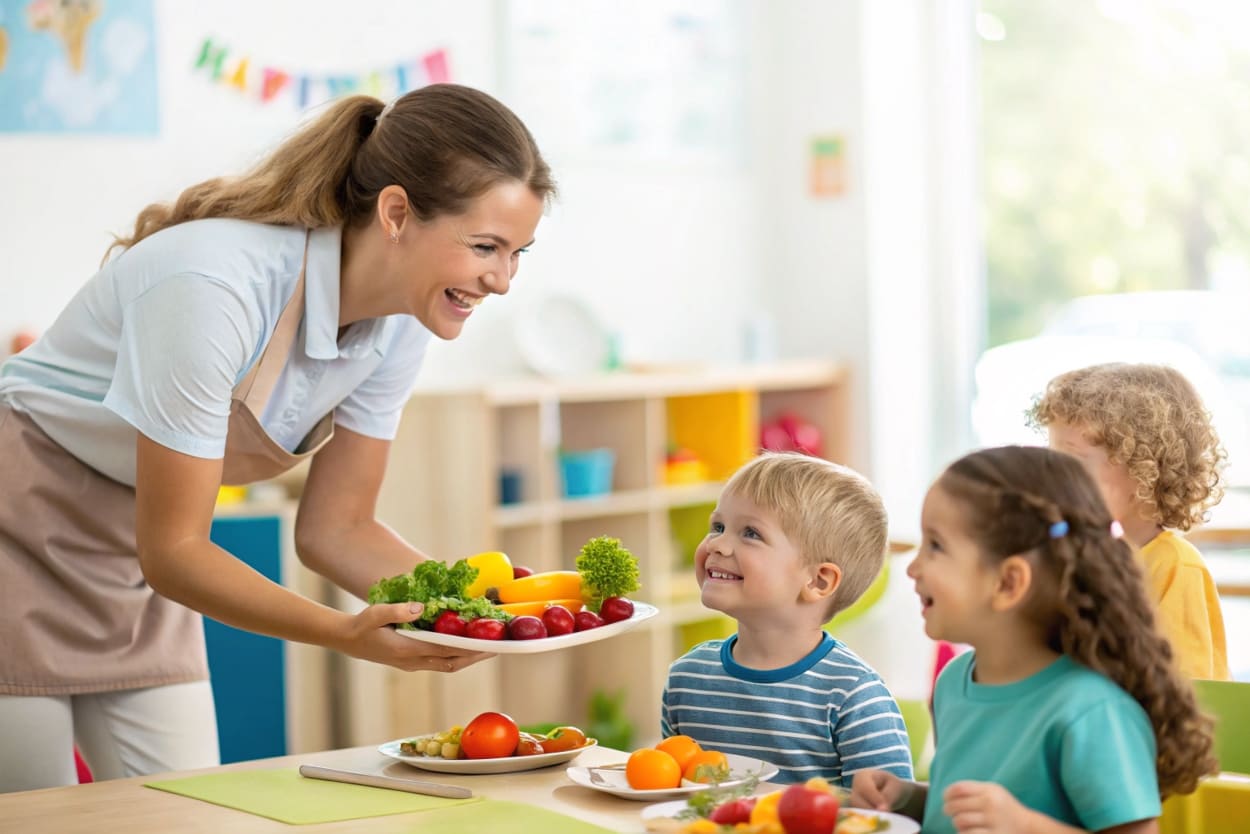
[
  {"left": 1027, "top": 363, "right": 1226, "bottom": 531},
  {"left": 724, "top": 452, "right": 887, "bottom": 618},
  {"left": 941, "top": 446, "right": 1217, "bottom": 798}
]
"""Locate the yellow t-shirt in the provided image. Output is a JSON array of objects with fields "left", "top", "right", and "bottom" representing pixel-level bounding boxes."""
[{"left": 1139, "top": 531, "right": 1230, "bottom": 680}]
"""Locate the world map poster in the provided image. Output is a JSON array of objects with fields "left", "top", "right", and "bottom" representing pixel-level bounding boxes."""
[{"left": 0, "top": 0, "right": 158, "bottom": 134}]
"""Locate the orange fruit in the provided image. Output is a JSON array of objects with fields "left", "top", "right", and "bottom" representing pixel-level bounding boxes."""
[
  {"left": 682, "top": 749, "right": 730, "bottom": 783},
  {"left": 625, "top": 748, "right": 682, "bottom": 790},
  {"left": 654, "top": 735, "right": 703, "bottom": 772}
]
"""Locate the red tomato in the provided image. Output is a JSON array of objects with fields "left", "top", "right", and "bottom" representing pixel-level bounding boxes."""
[
  {"left": 539, "top": 725, "right": 587, "bottom": 753},
  {"left": 777, "top": 784, "right": 840, "bottom": 834},
  {"left": 599, "top": 597, "right": 634, "bottom": 623},
  {"left": 459, "top": 711, "right": 520, "bottom": 759},
  {"left": 465, "top": 618, "right": 506, "bottom": 640}
]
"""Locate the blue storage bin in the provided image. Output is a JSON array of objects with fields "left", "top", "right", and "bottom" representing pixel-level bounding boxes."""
[{"left": 560, "top": 448, "right": 615, "bottom": 497}]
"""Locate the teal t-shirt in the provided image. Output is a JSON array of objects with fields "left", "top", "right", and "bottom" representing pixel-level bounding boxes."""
[{"left": 923, "top": 652, "right": 1161, "bottom": 833}]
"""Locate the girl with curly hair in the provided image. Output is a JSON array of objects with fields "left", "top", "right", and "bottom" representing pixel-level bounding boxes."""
[
  {"left": 851, "top": 446, "right": 1216, "bottom": 834},
  {"left": 1028, "top": 363, "right": 1229, "bottom": 680}
]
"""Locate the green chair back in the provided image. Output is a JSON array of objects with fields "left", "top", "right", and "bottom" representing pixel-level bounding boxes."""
[
  {"left": 1193, "top": 679, "right": 1250, "bottom": 774},
  {"left": 896, "top": 698, "right": 932, "bottom": 780}
]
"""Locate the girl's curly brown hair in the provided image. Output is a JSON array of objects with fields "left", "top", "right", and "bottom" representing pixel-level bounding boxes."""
[
  {"left": 1027, "top": 363, "right": 1226, "bottom": 531},
  {"left": 941, "top": 446, "right": 1217, "bottom": 798}
]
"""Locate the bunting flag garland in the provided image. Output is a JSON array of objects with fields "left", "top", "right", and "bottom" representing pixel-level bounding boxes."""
[{"left": 193, "top": 37, "right": 451, "bottom": 108}]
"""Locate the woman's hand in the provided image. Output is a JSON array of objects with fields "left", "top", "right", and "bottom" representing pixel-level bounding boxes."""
[
  {"left": 851, "top": 769, "right": 917, "bottom": 814},
  {"left": 335, "top": 601, "right": 495, "bottom": 673},
  {"left": 942, "top": 781, "right": 1033, "bottom": 833}
]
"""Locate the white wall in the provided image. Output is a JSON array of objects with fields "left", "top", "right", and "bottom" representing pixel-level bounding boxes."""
[{"left": 0, "top": 0, "right": 954, "bottom": 699}]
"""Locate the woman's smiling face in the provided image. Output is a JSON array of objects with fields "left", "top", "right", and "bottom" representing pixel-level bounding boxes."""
[
  {"left": 694, "top": 490, "right": 811, "bottom": 622},
  {"left": 399, "top": 180, "right": 544, "bottom": 340}
]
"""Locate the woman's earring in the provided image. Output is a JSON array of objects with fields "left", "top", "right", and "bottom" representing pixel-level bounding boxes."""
[{"left": 390, "top": 231, "right": 399, "bottom": 243}]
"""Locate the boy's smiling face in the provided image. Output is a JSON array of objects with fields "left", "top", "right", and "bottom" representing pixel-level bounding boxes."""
[{"left": 695, "top": 491, "right": 812, "bottom": 622}]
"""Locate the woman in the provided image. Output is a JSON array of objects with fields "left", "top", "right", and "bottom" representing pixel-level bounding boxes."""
[{"left": 0, "top": 84, "right": 554, "bottom": 791}]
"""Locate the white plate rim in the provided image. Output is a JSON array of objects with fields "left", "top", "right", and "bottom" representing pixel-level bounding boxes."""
[
  {"left": 379, "top": 737, "right": 597, "bottom": 774},
  {"left": 565, "top": 753, "right": 779, "bottom": 801},
  {"left": 393, "top": 601, "right": 658, "bottom": 654},
  {"left": 639, "top": 798, "right": 919, "bottom": 832}
]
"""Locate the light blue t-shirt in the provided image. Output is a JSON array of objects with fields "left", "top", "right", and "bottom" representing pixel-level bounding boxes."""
[
  {"left": 924, "top": 652, "right": 1161, "bottom": 834},
  {"left": 661, "top": 633, "right": 914, "bottom": 786},
  {"left": 0, "top": 219, "right": 431, "bottom": 485}
]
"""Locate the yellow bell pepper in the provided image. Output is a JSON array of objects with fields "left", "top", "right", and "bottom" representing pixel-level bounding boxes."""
[
  {"left": 496, "top": 570, "right": 582, "bottom": 603},
  {"left": 749, "top": 790, "right": 783, "bottom": 827},
  {"left": 464, "top": 551, "right": 513, "bottom": 599}
]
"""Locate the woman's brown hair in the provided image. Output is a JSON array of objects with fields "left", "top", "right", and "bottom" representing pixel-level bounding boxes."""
[
  {"left": 107, "top": 84, "right": 555, "bottom": 260},
  {"left": 940, "top": 445, "right": 1216, "bottom": 798}
]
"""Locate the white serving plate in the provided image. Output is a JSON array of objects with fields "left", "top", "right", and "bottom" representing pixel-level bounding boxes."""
[
  {"left": 379, "top": 737, "right": 597, "bottom": 774},
  {"left": 393, "top": 602, "right": 658, "bottom": 654},
  {"left": 565, "top": 753, "right": 779, "bottom": 801},
  {"left": 640, "top": 798, "right": 920, "bottom": 833}
]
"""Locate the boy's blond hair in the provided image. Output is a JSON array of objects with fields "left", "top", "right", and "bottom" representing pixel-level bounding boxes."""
[
  {"left": 1027, "top": 362, "right": 1226, "bottom": 531},
  {"left": 723, "top": 452, "right": 888, "bottom": 617}
]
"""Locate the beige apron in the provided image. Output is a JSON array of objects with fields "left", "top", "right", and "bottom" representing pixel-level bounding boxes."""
[{"left": 0, "top": 236, "right": 335, "bottom": 695}]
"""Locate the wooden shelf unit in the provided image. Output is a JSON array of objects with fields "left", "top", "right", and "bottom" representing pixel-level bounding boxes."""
[{"left": 339, "top": 359, "right": 850, "bottom": 747}]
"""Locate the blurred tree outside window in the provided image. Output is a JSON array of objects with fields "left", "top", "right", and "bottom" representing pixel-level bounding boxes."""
[{"left": 979, "top": 0, "right": 1250, "bottom": 347}]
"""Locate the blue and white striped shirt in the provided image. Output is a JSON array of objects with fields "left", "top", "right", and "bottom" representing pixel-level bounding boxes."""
[{"left": 661, "top": 633, "right": 914, "bottom": 786}]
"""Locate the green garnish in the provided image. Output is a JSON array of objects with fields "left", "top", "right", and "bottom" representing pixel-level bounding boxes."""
[
  {"left": 367, "top": 559, "right": 509, "bottom": 628},
  {"left": 575, "top": 535, "right": 642, "bottom": 613},
  {"left": 681, "top": 771, "right": 761, "bottom": 820}
]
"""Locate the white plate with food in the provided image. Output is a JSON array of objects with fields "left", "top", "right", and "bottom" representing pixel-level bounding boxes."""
[
  {"left": 379, "top": 737, "right": 597, "bottom": 774},
  {"left": 393, "top": 602, "right": 658, "bottom": 654},
  {"left": 640, "top": 798, "right": 919, "bottom": 833},
  {"left": 566, "top": 753, "right": 779, "bottom": 801}
]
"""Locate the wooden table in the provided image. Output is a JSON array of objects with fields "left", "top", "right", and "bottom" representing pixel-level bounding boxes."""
[{"left": 0, "top": 744, "right": 655, "bottom": 834}]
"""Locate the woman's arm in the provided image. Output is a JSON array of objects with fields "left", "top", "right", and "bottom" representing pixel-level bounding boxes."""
[
  {"left": 134, "top": 432, "right": 487, "bottom": 671},
  {"left": 293, "top": 425, "right": 432, "bottom": 600}
]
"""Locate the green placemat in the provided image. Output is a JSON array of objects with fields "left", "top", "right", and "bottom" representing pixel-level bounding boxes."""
[
  {"left": 412, "top": 800, "right": 618, "bottom": 834},
  {"left": 144, "top": 767, "right": 478, "bottom": 824}
]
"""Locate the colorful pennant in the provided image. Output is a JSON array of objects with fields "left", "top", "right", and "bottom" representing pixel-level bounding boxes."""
[{"left": 193, "top": 38, "right": 452, "bottom": 108}]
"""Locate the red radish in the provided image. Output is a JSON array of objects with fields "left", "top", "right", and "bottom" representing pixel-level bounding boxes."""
[
  {"left": 542, "top": 605, "right": 576, "bottom": 636},
  {"left": 432, "top": 611, "right": 468, "bottom": 636},
  {"left": 465, "top": 618, "right": 506, "bottom": 640},
  {"left": 573, "top": 610, "right": 604, "bottom": 631},
  {"left": 507, "top": 615, "right": 548, "bottom": 640},
  {"left": 599, "top": 597, "right": 634, "bottom": 623}
]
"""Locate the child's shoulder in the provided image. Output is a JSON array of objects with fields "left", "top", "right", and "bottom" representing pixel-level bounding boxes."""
[{"left": 810, "top": 636, "right": 892, "bottom": 683}]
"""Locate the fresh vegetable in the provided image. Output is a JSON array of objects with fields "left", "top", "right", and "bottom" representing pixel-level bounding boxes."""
[
  {"left": 497, "top": 598, "right": 584, "bottom": 618},
  {"left": 464, "top": 551, "right": 513, "bottom": 599},
  {"left": 432, "top": 611, "right": 468, "bottom": 636},
  {"left": 576, "top": 536, "right": 641, "bottom": 613},
  {"left": 507, "top": 616, "right": 548, "bottom": 640},
  {"left": 599, "top": 596, "right": 635, "bottom": 623},
  {"left": 541, "top": 605, "right": 576, "bottom": 636},
  {"left": 540, "top": 725, "right": 588, "bottom": 753},
  {"left": 366, "top": 558, "right": 510, "bottom": 629},
  {"left": 497, "top": 570, "right": 582, "bottom": 603},
  {"left": 460, "top": 712, "right": 520, "bottom": 759},
  {"left": 573, "top": 610, "right": 604, "bottom": 631},
  {"left": 465, "top": 618, "right": 506, "bottom": 640},
  {"left": 777, "top": 782, "right": 840, "bottom": 834},
  {"left": 709, "top": 797, "right": 757, "bottom": 825},
  {"left": 512, "top": 565, "right": 534, "bottom": 579},
  {"left": 515, "top": 732, "right": 545, "bottom": 756}
]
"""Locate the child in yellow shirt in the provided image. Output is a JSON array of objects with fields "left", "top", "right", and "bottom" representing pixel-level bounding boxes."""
[{"left": 1029, "top": 362, "right": 1230, "bottom": 680}]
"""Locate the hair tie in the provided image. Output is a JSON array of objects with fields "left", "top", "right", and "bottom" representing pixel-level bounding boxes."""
[
  {"left": 1109, "top": 520, "right": 1125, "bottom": 539},
  {"left": 1048, "top": 520, "right": 1069, "bottom": 539},
  {"left": 377, "top": 99, "right": 396, "bottom": 124}
]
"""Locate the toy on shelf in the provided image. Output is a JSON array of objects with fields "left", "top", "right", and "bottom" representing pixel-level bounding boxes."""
[
  {"left": 663, "top": 446, "right": 708, "bottom": 485},
  {"left": 760, "top": 412, "right": 823, "bottom": 456}
]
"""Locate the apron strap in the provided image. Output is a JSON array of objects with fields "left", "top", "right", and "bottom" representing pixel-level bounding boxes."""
[{"left": 234, "top": 232, "right": 311, "bottom": 412}]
